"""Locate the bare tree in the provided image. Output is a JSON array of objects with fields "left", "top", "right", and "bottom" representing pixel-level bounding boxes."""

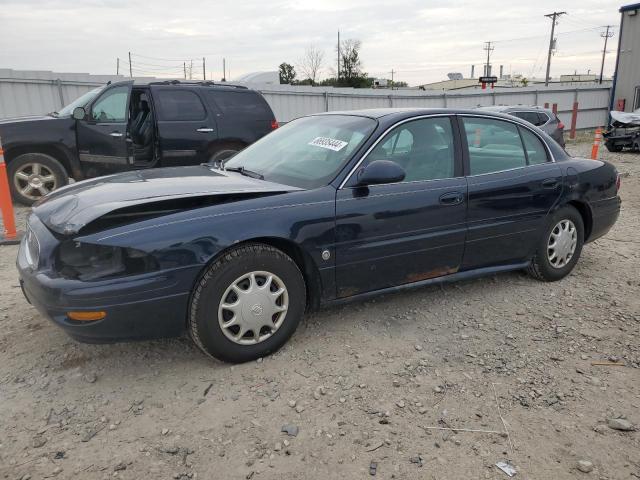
[{"left": 297, "top": 45, "right": 325, "bottom": 85}]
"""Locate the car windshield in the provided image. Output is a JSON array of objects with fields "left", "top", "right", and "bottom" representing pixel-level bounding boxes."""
[
  {"left": 223, "top": 115, "right": 377, "bottom": 189},
  {"left": 56, "top": 87, "right": 103, "bottom": 116}
]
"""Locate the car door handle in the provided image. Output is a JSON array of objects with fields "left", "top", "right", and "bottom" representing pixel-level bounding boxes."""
[
  {"left": 110, "top": 132, "right": 123, "bottom": 137},
  {"left": 439, "top": 191, "right": 464, "bottom": 206},
  {"left": 196, "top": 127, "right": 214, "bottom": 133},
  {"left": 541, "top": 178, "right": 559, "bottom": 189}
]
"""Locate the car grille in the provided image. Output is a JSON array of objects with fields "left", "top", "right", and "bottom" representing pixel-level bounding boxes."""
[{"left": 24, "top": 225, "right": 40, "bottom": 269}]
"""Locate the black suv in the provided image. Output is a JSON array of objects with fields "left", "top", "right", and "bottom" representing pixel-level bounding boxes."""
[{"left": 0, "top": 80, "right": 278, "bottom": 204}]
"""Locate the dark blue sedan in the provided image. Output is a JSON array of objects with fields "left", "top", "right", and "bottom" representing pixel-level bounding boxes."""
[{"left": 17, "top": 109, "right": 621, "bottom": 362}]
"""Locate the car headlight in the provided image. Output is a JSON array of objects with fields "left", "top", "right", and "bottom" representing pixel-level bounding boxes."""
[
  {"left": 56, "top": 241, "right": 158, "bottom": 281},
  {"left": 24, "top": 226, "right": 41, "bottom": 269}
]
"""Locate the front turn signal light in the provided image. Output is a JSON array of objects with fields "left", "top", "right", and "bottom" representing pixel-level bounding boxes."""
[{"left": 67, "top": 311, "right": 107, "bottom": 321}]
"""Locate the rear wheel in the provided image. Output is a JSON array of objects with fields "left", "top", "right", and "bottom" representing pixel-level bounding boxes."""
[
  {"left": 605, "top": 142, "right": 624, "bottom": 153},
  {"left": 8, "top": 153, "right": 69, "bottom": 205},
  {"left": 527, "top": 206, "right": 584, "bottom": 282},
  {"left": 189, "top": 243, "right": 306, "bottom": 363}
]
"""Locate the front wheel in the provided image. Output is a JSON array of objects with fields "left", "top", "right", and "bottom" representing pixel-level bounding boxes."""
[
  {"left": 527, "top": 206, "right": 584, "bottom": 282},
  {"left": 188, "top": 243, "right": 306, "bottom": 363},
  {"left": 8, "top": 153, "right": 69, "bottom": 205}
]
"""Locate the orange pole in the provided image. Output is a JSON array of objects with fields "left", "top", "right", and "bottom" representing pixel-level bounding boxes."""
[
  {"left": 474, "top": 128, "right": 482, "bottom": 147},
  {"left": 590, "top": 127, "right": 602, "bottom": 160},
  {"left": 0, "top": 136, "right": 19, "bottom": 242}
]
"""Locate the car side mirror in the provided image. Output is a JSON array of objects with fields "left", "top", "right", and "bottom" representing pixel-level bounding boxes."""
[
  {"left": 356, "top": 160, "right": 405, "bottom": 186},
  {"left": 72, "top": 107, "right": 86, "bottom": 120}
]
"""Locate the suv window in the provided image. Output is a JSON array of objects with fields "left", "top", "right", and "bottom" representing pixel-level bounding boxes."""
[
  {"left": 512, "top": 111, "right": 540, "bottom": 126},
  {"left": 91, "top": 86, "right": 128, "bottom": 123},
  {"left": 155, "top": 89, "right": 206, "bottom": 121},
  {"left": 520, "top": 128, "right": 549, "bottom": 165},
  {"left": 208, "top": 90, "right": 272, "bottom": 118},
  {"left": 463, "top": 117, "right": 526, "bottom": 175},
  {"left": 536, "top": 112, "right": 550, "bottom": 126},
  {"left": 367, "top": 117, "right": 455, "bottom": 182}
]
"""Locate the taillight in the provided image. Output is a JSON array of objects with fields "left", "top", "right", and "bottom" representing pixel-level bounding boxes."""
[
  {"left": 558, "top": 122, "right": 565, "bottom": 130},
  {"left": 271, "top": 120, "right": 279, "bottom": 130},
  {"left": 616, "top": 174, "right": 621, "bottom": 192}
]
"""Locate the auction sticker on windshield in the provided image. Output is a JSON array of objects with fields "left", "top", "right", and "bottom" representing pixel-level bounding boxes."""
[{"left": 308, "top": 137, "right": 348, "bottom": 152}]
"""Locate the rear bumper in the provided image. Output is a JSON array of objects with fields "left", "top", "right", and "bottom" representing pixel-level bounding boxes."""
[
  {"left": 587, "top": 195, "right": 621, "bottom": 243},
  {"left": 16, "top": 216, "right": 200, "bottom": 343}
]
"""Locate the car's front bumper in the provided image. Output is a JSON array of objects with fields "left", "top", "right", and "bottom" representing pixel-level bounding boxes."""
[{"left": 16, "top": 215, "right": 200, "bottom": 343}]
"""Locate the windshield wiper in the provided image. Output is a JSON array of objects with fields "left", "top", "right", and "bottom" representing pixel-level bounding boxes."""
[
  {"left": 225, "top": 166, "right": 264, "bottom": 180},
  {"left": 48, "top": 111, "right": 59, "bottom": 117}
]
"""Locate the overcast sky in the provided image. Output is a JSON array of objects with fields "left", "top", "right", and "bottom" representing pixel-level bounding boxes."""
[{"left": 0, "top": 0, "right": 623, "bottom": 85}]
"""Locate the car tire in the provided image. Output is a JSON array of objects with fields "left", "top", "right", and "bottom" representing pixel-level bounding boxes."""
[
  {"left": 8, "top": 153, "right": 69, "bottom": 205},
  {"left": 527, "top": 205, "right": 584, "bottom": 282},
  {"left": 188, "top": 243, "right": 306, "bottom": 363},
  {"left": 605, "top": 142, "right": 623, "bottom": 153}
]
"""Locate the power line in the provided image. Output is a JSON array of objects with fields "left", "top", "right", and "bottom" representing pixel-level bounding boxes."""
[{"left": 544, "top": 11, "right": 566, "bottom": 86}]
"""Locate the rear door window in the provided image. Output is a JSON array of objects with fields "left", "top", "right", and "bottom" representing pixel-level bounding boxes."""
[
  {"left": 155, "top": 89, "right": 206, "bottom": 121},
  {"left": 463, "top": 117, "right": 527, "bottom": 175}
]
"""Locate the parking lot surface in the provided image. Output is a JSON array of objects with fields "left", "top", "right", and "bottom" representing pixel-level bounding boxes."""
[{"left": 1, "top": 141, "right": 638, "bottom": 480}]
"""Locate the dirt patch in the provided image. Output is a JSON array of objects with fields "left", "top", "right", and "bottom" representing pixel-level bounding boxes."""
[{"left": 0, "top": 142, "right": 638, "bottom": 480}]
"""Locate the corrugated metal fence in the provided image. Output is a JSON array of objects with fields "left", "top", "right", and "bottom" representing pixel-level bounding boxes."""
[{"left": 0, "top": 69, "right": 611, "bottom": 130}]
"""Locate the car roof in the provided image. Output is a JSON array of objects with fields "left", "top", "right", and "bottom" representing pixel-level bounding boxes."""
[
  {"left": 110, "top": 79, "right": 253, "bottom": 92},
  {"left": 478, "top": 105, "right": 554, "bottom": 115},
  {"left": 313, "top": 107, "right": 530, "bottom": 122}
]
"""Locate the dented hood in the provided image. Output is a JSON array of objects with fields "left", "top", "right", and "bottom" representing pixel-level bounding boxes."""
[{"left": 33, "top": 165, "right": 301, "bottom": 235}]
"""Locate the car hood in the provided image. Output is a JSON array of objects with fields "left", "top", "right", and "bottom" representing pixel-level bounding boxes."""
[
  {"left": 0, "top": 114, "right": 59, "bottom": 125},
  {"left": 33, "top": 165, "right": 302, "bottom": 235}
]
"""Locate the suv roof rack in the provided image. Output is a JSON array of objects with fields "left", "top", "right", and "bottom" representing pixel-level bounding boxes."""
[{"left": 147, "top": 80, "right": 248, "bottom": 89}]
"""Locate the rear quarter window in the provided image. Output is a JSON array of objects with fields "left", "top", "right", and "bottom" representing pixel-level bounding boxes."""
[{"left": 207, "top": 91, "right": 273, "bottom": 118}]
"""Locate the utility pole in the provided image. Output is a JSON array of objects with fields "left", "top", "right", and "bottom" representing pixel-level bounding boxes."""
[
  {"left": 203, "top": 57, "right": 206, "bottom": 80},
  {"left": 544, "top": 11, "right": 566, "bottom": 86},
  {"left": 128, "top": 51, "right": 132, "bottom": 78},
  {"left": 184, "top": 62, "right": 187, "bottom": 79},
  {"left": 189, "top": 60, "right": 193, "bottom": 80},
  {"left": 390, "top": 69, "right": 395, "bottom": 90},
  {"left": 483, "top": 42, "right": 494, "bottom": 77},
  {"left": 116, "top": 57, "right": 120, "bottom": 75},
  {"left": 599, "top": 25, "right": 614, "bottom": 84},
  {"left": 222, "top": 58, "right": 226, "bottom": 81},
  {"left": 337, "top": 30, "right": 341, "bottom": 83}
]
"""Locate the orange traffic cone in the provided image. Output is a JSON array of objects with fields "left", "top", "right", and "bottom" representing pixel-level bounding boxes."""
[
  {"left": 0, "top": 136, "right": 22, "bottom": 245},
  {"left": 590, "top": 128, "right": 602, "bottom": 160}
]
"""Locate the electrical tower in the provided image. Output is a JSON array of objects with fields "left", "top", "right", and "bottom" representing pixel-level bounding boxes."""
[
  {"left": 483, "top": 42, "right": 494, "bottom": 77},
  {"left": 544, "top": 11, "right": 566, "bottom": 86},
  {"left": 600, "top": 25, "right": 614, "bottom": 84}
]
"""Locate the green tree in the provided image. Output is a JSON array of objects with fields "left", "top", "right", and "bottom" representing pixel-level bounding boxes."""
[{"left": 279, "top": 63, "right": 296, "bottom": 84}]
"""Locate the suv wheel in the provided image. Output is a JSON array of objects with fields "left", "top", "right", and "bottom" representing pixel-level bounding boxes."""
[
  {"left": 189, "top": 243, "right": 306, "bottom": 363},
  {"left": 527, "top": 205, "right": 584, "bottom": 282},
  {"left": 8, "top": 153, "right": 69, "bottom": 205}
]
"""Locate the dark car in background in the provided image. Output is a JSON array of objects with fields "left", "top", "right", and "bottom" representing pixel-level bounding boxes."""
[
  {"left": 17, "top": 108, "right": 621, "bottom": 363},
  {"left": 478, "top": 105, "right": 566, "bottom": 148},
  {"left": 0, "top": 80, "right": 277, "bottom": 205}
]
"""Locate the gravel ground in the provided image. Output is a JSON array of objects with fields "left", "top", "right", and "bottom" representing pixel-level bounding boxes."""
[{"left": 1, "top": 141, "right": 638, "bottom": 480}]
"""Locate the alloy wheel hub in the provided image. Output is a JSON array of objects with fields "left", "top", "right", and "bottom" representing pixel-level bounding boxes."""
[
  {"left": 14, "top": 163, "right": 57, "bottom": 200},
  {"left": 218, "top": 271, "right": 288, "bottom": 345},
  {"left": 547, "top": 219, "right": 577, "bottom": 269}
]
